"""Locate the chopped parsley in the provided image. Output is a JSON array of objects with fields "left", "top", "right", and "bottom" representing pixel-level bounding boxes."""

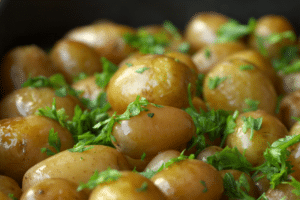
[
  {"left": 8, "top": 194, "right": 17, "bottom": 200},
  {"left": 265, "top": 30, "right": 297, "bottom": 45},
  {"left": 243, "top": 99, "right": 260, "bottom": 112},
  {"left": 163, "top": 20, "right": 181, "bottom": 40},
  {"left": 204, "top": 48, "right": 211, "bottom": 59},
  {"left": 241, "top": 116, "right": 263, "bottom": 140},
  {"left": 240, "top": 65, "right": 254, "bottom": 71},
  {"left": 136, "top": 182, "right": 148, "bottom": 192},
  {"left": 135, "top": 67, "right": 150, "bottom": 74},
  {"left": 208, "top": 76, "right": 227, "bottom": 90},
  {"left": 147, "top": 113, "right": 154, "bottom": 118},
  {"left": 272, "top": 45, "right": 299, "bottom": 73},
  {"left": 126, "top": 63, "right": 133, "bottom": 67},
  {"left": 141, "top": 152, "right": 146, "bottom": 161},
  {"left": 283, "top": 177, "right": 300, "bottom": 196},
  {"left": 94, "top": 57, "right": 118, "bottom": 88},
  {"left": 275, "top": 94, "right": 284, "bottom": 114},
  {"left": 73, "top": 72, "right": 88, "bottom": 83},
  {"left": 41, "top": 128, "right": 61, "bottom": 156},
  {"left": 177, "top": 42, "right": 190, "bottom": 53},
  {"left": 200, "top": 180, "right": 208, "bottom": 193}
]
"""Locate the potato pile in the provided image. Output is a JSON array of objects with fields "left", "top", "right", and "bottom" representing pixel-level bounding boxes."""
[{"left": 1, "top": 12, "right": 300, "bottom": 199}]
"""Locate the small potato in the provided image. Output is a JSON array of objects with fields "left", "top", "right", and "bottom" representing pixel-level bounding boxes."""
[
  {"left": 197, "top": 146, "right": 223, "bottom": 162},
  {"left": 192, "top": 41, "right": 247, "bottom": 74},
  {"left": 145, "top": 150, "right": 181, "bottom": 172},
  {"left": 0, "top": 192, "right": 11, "bottom": 200},
  {"left": 21, "top": 178, "right": 89, "bottom": 200},
  {"left": 107, "top": 54, "right": 197, "bottom": 113},
  {"left": 225, "top": 110, "right": 288, "bottom": 166},
  {"left": 72, "top": 76, "right": 104, "bottom": 101},
  {"left": 264, "top": 183, "right": 299, "bottom": 200},
  {"left": 192, "top": 97, "right": 208, "bottom": 113},
  {"left": 22, "top": 145, "right": 131, "bottom": 192},
  {"left": 165, "top": 51, "right": 198, "bottom": 72},
  {"left": 248, "top": 15, "right": 296, "bottom": 60},
  {"left": 184, "top": 12, "right": 229, "bottom": 53},
  {"left": 0, "top": 115, "right": 74, "bottom": 184},
  {"left": 89, "top": 171, "right": 167, "bottom": 200},
  {"left": 277, "top": 72, "right": 300, "bottom": 95},
  {"left": 0, "top": 175, "right": 22, "bottom": 199},
  {"left": 151, "top": 159, "right": 224, "bottom": 200},
  {"left": 112, "top": 104, "right": 195, "bottom": 159},
  {"left": 252, "top": 172, "right": 270, "bottom": 195},
  {"left": 277, "top": 89, "right": 300, "bottom": 129},
  {"left": 288, "top": 142, "right": 300, "bottom": 181},
  {"left": 0, "top": 45, "right": 59, "bottom": 95},
  {"left": 0, "top": 87, "right": 83, "bottom": 120},
  {"left": 203, "top": 59, "right": 277, "bottom": 114},
  {"left": 49, "top": 40, "right": 103, "bottom": 83},
  {"left": 288, "top": 122, "right": 300, "bottom": 152},
  {"left": 65, "top": 21, "right": 136, "bottom": 64}
]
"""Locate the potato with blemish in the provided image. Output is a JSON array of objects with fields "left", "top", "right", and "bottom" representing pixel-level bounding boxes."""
[
  {"left": 107, "top": 54, "right": 197, "bottom": 113},
  {"left": 225, "top": 110, "right": 288, "bottom": 166},
  {"left": 203, "top": 59, "right": 277, "bottom": 114},
  {"left": 21, "top": 178, "right": 89, "bottom": 200},
  {"left": 0, "top": 115, "right": 74, "bottom": 185},
  {"left": 151, "top": 159, "right": 224, "bottom": 200},
  {"left": 49, "top": 40, "right": 103, "bottom": 83},
  {"left": 22, "top": 145, "right": 131, "bottom": 192},
  {"left": 184, "top": 12, "right": 229, "bottom": 53},
  {"left": 192, "top": 41, "right": 247, "bottom": 74},
  {"left": 0, "top": 87, "right": 83, "bottom": 120},
  {"left": 112, "top": 104, "right": 195, "bottom": 160},
  {"left": 0, "top": 175, "right": 22, "bottom": 199},
  {"left": 0, "top": 45, "right": 59, "bottom": 95},
  {"left": 65, "top": 21, "right": 136, "bottom": 64},
  {"left": 145, "top": 150, "right": 181, "bottom": 172}
]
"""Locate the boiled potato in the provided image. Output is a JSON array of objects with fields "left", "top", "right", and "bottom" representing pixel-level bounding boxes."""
[
  {"left": 145, "top": 150, "right": 181, "bottom": 172},
  {"left": 107, "top": 54, "right": 197, "bottom": 113},
  {"left": 196, "top": 146, "right": 223, "bottom": 162},
  {"left": 0, "top": 115, "right": 74, "bottom": 184},
  {"left": 22, "top": 145, "right": 131, "bottom": 192},
  {"left": 0, "top": 175, "right": 22, "bottom": 199},
  {"left": 264, "top": 183, "right": 299, "bottom": 200},
  {"left": 165, "top": 51, "right": 198, "bottom": 72}
]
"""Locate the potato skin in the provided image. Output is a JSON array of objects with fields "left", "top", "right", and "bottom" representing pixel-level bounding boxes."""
[
  {"left": 0, "top": 175, "right": 22, "bottom": 199},
  {"left": 151, "top": 159, "right": 224, "bottom": 200},
  {"left": 107, "top": 54, "right": 197, "bottom": 113},
  {"left": 264, "top": 183, "right": 299, "bottom": 200},
  {"left": 49, "top": 40, "right": 103, "bottom": 83},
  {"left": 145, "top": 150, "right": 181, "bottom": 172},
  {"left": 112, "top": 105, "right": 195, "bottom": 159},
  {"left": 0, "top": 45, "right": 59, "bottom": 95},
  {"left": 0, "top": 115, "right": 74, "bottom": 184},
  {"left": 203, "top": 59, "right": 277, "bottom": 114},
  {"left": 0, "top": 87, "right": 83, "bottom": 120},
  {"left": 22, "top": 145, "right": 131, "bottom": 192},
  {"left": 21, "top": 178, "right": 89, "bottom": 200},
  {"left": 72, "top": 76, "right": 104, "bottom": 101},
  {"left": 89, "top": 171, "right": 167, "bottom": 200},
  {"left": 65, "top": 21, "right": 136, "bottom": 64},
  {"left": 196, "top": 146, "right": 223, "bottom": 162},
  {"left": 225, "top": 110, "right": 288, "bottom": 166}
]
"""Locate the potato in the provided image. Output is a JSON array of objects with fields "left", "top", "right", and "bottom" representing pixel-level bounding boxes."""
[
  {"left": 277, "top": 72, "right": 300, "bottom": 95},
  {"left": 203, "top": 59, "right": 277, "bottom": 114},
  {"left": 192, "top": 97, "right": 208, "bottom": 112},
  {"left": 252, "top": 172, "right": 270, "bottom": 195},
  {"left": 288, "top": 142, "right": 300, "bottom": 181},
  {"left": 165, "top": 51, "right": 198, "bottom": 72},
  {"left": 107, "top": 54, "right": 197, "bottom": 113},
  {"left": 0, "top": 115, "right": 74, "bottom": 184},
  {"left": 145, "top": 150, "right": 181, "bottom": 172},
  {"left": 49, "top": 39, "right": 103, "bottom": 83},
  {"left": 112, "top": 104, "right": 195, "bottom": 160},
  {"left": 0, "top": 87, "right": 83, "bottom": 120},
  {"left": 196, "top": 146, "right": 223, "bottom": 162},
  {"left": 89, "top": 171, "right": 167, "bottom": 200},
  {"left": 22, "top": 145, "right": 131, "bottom": 192},
  {"left": 21, "top": 178, "right": 89, "bottom": 200},
  {"left": 225, "top": 110, "right": 288, "bottom": 166},
  {"left": 65, "top": 21, "right": 136, "bottom": 64},
  {"left": 192, "top": 41, "right": 247, "bottom": 74},
  {"left": 151, "top": 159, "right": 224, "bottom": 200},
  {"left": 0, "top": 45, "right": 59, "bottom": 95},
  {"left": 0, "top": 175, "right": 22, "bottom": 199},
  {"left": 264, "top": 183, "right": 299, "bottom": 200},
  {"left": 248, "top": 15, "right": 296, "bottom": 60},
  {"left": 72, "top": 76, "right": 104, "bottom": 101},
  {"left": 184, "top": 12, "right": 229, "bottom": 53},
  {"left": 0, "top": 192, "right": 11, "bottom": 200}
]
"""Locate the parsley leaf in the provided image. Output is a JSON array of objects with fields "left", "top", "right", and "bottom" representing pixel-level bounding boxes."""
[
  {"left": 241, "top": 116, "right": 263, "bottom": 140},
  {"left": 126, "top": 63, "right": 133, "bottom": 67},
  {"left": 147, "top": 113, "right": 154, "bottom": 118},
  {"left": 204, "top": 48, "right": 211, "bottom": 59},
  {"left": 240, "top": 65, "right": 254, "bottom": 71},
  {"left": 272, "top": 46, "right": 299, "bottom": 72},
  {"left": 177, "top": 42, "right": 191, "bottom": 53},
  {"left": 200, "top": 180, "right": 208, "bottom": 193},
  {"left": 136, "top": 182, "right": 148, "bottom": 192},
  {"left": 196, "top": 74, "right": 205, "bottom": 97},
  {"left": 94, "top": 57, "right": 118, "bottom": 88},
  {"left": 265, "top": 31, "right": 297, "bottom": 45},
  {"left": 163, "top": 20, "right": 181, "bottom": 40},
  {"left": 73, "top": 72, "right": 88, "bottom": 83},
  {"left": 141, "top": 152, "right": 146, "bottom": 161},
  {"left": 243, "top": 99, "right": 260, "bottom": 112},
  {"left": 41, "top": 128, "right": 61, "bottom": 156},
  {"left": 135, "top": 67, "right": 150, "bottom": 73},
  {"left": 77, "top": 168, "right": 122, "bottom": 191},
  {"left": 8, "top": 194, "right": 17, "bottom": 200},
  {"left": 208, "top": 76, "right": 227, "bottom": 90},
  {"left": 283, "top": 177, "right": 300, "bottom": 196}
]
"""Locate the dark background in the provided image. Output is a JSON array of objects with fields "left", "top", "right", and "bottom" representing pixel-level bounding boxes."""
[{"left": 1, "top": 0, "right": 300, "bottom": 58}]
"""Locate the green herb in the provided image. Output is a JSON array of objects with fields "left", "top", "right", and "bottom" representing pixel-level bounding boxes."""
[
  {"left": 136, "top": 182, "right": 148, "bottom": 192},
  {"left": 254, "top": 134, "right": 300, "bottom": 189},
  {"left": 208, "top": 76, "right": 227, "bottom": 90},
  {"left": 80, "top": 157, "right": 84, "bottom": 160},
  {"left": 73, "top": 72, "right": 88, "bottom": 83},
  {"left": 41, "top": 128, "right": 61, "bottom": 156},
  {"left": 204, "top": 48, "right": 211, "bottom": 59},
  {"left": 241, "top": 116, "right": 263, "bottom": 140},
  {"left": 200, "top": 180, "right": 208, "bottom": 193},
  {"left": 77, "top": 168, "right": 122, "bottom": 191},
  {"left": 283, "top": 177, "right": 300, "bottom": 196},
  {"left": 222, "top": 110, "right": 239, "bottom": 147},
  {"left": 163, "top": 20, "right": 181, "bottom": 40},
  {"left": 135, "top": 67, "right": 150, "bottom": 73},
  {"left": 196, "top": 74, "right": 205, "bottom": 97},
  {"left": 281, "top": 60, "right": 300, "bottom": 75},
  {"left": 126, "top": 63, "right": 133, "bottom": 67},
  {"left": 265, "top": 31, "right": 297, "bottom": 45},
  {"left": 275, "top": 94, "right": 284, "bottom": 114},
  {"left": 141, "top": 152, "right": 146, "bottom": 161},
  {"left": 256, "top": 36, "right": 268, "bottom": 57},
  {"left": 147, "top": 113, "right": 154, "bottom": 118},
  {"left": 243, "top": 99, "right": 260, "bottom": 112},
  {"left": 206, "top": 146, "right": 253, "bottom": 173},
  {"left": 178, "top": 42, "right": 190, "bottom": 53},
  {"left": 8, "top": 193, "right": 17, "bottom": 200},
  {"left": 217, "top": 18, "right": 256, "bottom": 43},
  {"left": 272, "top": 46, "right": 299, "bottom": 72},
  {"left": 95, "top": 57, "right": 118, "bottom": 88},
  {"left": 80, "top": 91, "right": 111, "bottom": 111},
  {"left": 240, "top": 65, "right": 254, "bottom": 71}
]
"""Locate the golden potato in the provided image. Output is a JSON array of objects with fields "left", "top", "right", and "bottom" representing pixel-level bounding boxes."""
[
  {"left": 0, "top": 87, "right": 83, "bottom": 120},
  {"left": 145, "top": 150, "right": 181, "bottom": 172},
  {"left": 184, "top": 12, "right": 229, "bottom": 53},
  {"left": 112, "top": 104, "right": 195, "bottom": 159},
  {"left": 192, "top": 97, "right": 208, "bottom": 112},
  {"left": 0, "top": 192, "right": 11, "bottom": 200},
  {"left": 107, "top": 54, "right": 197, "bottom": 113},
  {"left": 151, "top": 159, "right": 224, "bottom": 200},
  {"left": 203, "top": 59, "right": 277, "bottom": 114},
  {"left": 49, "top": 40, "right": 103, "bottom": 83},
  {"left": 277, "top": 72, "right": 300, "bottom": 95},
  {"left": 264, "top": 183, "right": 299, "bottom": 200},
  {"left": 165, "top": 51, "right": 198, "bottom": 72},
  {"left": 65, "top": 21, "right": 136, "bottom": 64},
  {"left": 0, "top": 45, "right": 59, "bottom": 95},
  {"left": 0, "top": 175, "right": 22, "bottom": 199},
  {"left": 0, "top": 115, "right": 74, "bottom": 184},
  {"left": 21, "top": 178, "right": 89, "bottom": 200},
  {"left": 22, "top": 145, "right": 131, "bottom": 192},
  {"left": 225, "top": 110, "right": 288, "bottom": 166}
]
